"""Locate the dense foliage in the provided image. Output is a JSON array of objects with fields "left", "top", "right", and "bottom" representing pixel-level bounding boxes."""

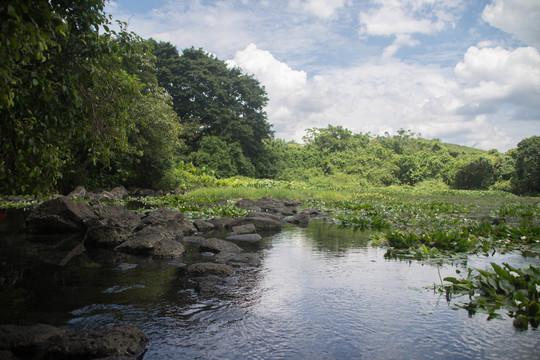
[{"left": 0, "top": 1, "right": 537, "bottom": 196}]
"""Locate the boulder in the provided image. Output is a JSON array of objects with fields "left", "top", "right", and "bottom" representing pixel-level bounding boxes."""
[
  {"left": 230, "top": 223, "right": 257, "bottom": 235},
  {"left": 109, "top": 186, "right": 128, "bottom": 201},
  {"left": 235, "top": 199, "right": 260, "bottom": 212},
  {"left": 67, "top": 186, "right": 87, "bottom": 199},
  {"left": 187, "top": 262, "right": 234, "bottom": 277},
  {"left": 85, "top": 225, "right": 131, "bottom": 249},
  {"left": 138, "top": 208, "right": 196, "bottom": 236},
  {"left": 226, "top": 234, "right": 262, "bottom": 242},
  {"left": 46, "top": 325, "right": 148, "bottom": 360},
  {"left": 24, "top": 196, "right": 97, "bottom": 233},
  {"left": 193, "top": 275, "right": 231, "bottom": 295},
  {"left": 199, "top": 238, "right": 242, "bottom": 254},
  {"left": 207, "top": 217, "right": 243, "bottom": 231},
  {"left": 255, "top": 197, "right": 301, "bottom": 216},
  {"left": 183, "top": 236, "right": 206, "bottom": 244},
  {"left": 193, "top": 219, "right": 215, "bottom": 232},
  {"left": 238, "top": 212, "right": 282, "bottom": 231},
  {"left": 93, "top": 205, "right": 142, "bottom": 231},
  {"left": 0, "top": 324, "right": 65, "bottom": 354},
  {"left": 284, "top": 212, "right": 310, "bottom": 227},
  {"left": 115, "top": 227, "right": 184, "bottom": 258}
]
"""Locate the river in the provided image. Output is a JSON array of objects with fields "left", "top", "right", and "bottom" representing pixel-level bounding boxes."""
[{"left": 1, "top": 211, "right": 539, "bottom": 359}]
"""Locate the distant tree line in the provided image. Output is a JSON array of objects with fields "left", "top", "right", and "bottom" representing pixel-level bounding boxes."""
[{"left": 1, "top": 1, "right": 538, "bottom": 196}]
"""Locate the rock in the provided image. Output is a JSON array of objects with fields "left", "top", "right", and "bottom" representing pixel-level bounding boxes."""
[
  {"left": 24, "top": 196, "right": 97, "bottom": 233},
  {"left": 226, "top": 234, "right": 262, "bottom": 242},
  {"left": 67, "top": 186, "right": 87, "bottom": 199},
  {"left": 151, "top": 238, "right": 186, "bottom": 258},
  {"left": 0, "top": 324, "right": 65, "bottom": 354},
  {"left": 93, "top": 205, "right": 141, "bottom": 231},
  {"left": 115, "top": 227, "right": 185, "bottom": 258},
  {"left": 199, "top": 238, "right": 242, "bottom": 254},
  {"left": 235, "top": 199, "right": 260, "bottom": 212},
  {"left": 238, "top": 212, "right": 282, "bottom": 231},
  {"left": 85, "top": 225, "right": 131, "bottom": 249},
  {"left": 302, "top": 208, "right": 321, "bottom": 216},
  {"left": 187, "top": 262, "right": 234, "bottom": 277},
  {"left": 207, "top": 217, "right": 242, "bottom": 231},
  {"left": 255, "top": 197, "right": 300, "bottom": 216},
  {"left": 138, "top": 208, "right": 196, "bottom": 236},
  {"left": 230, "top": 223, "right": 257, "bottom": 235},
  {"left": 193, "top": 275, "right": 231, "bottom": 295},
  {"left": 46, "top": 325, "right": 148, "bottom": 360},
  {"left": 193, "top": 219, "right": 215, "bottom": 232},
  {"left": 7, "top": 195, "right": 25, "bottom": 202},
  {"left": 284, "top": 212, "right": 309, "bottom": 227},
  {"left": 109, "top": 186, "right": 128, "bottom": 201}
]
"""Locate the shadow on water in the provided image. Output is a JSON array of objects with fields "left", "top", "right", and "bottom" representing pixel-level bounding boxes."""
[{"left": 1, "top": 211, "right": 539, "bottom": 359}]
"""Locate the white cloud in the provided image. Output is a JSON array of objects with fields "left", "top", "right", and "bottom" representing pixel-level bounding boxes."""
[
  {"left": 455, "top": 46, "right": 540, "bottom": 111},
  {"left": 227, "top": 44, "right": 307, "bottom": 99},
  {"left": 358, "top": 0, "right": 464, "bottom": 57},
  {"left": 290, "top": 0, "right": 349, "bottom": 19},
  {"left": 482, "top": 0, "right": 540, "bottom": 50}
]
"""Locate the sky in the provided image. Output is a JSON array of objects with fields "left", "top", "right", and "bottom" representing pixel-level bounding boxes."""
[{"left": 106, "top": 0, "right": 540, "bottom": 152}]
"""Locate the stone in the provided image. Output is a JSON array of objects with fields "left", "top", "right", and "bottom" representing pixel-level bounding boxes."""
[
  {"left": 138, "top": 208, "right": 196, "bottom": 236},
  {"left": 115, "top": 227, "right": 184, "bottom": 258},
  {"left": 109, "top": 186, "right": 128, "bottom": 201},
  {"left": 193, "top": 219, "right": 215, "bottom": 232},
  {"left": 46, "top": 325, "right": 148, "bottom": 360},
  {"left": 215, "top": 252, "right": 262, "bottom": 267},
  {"left": 235, "top": 199, "right": 260, "bottom": 212},
  {"left": 284, "top": 212, "right": 310, "bottom": 227},
  {"left": 187, "top": 262, "right": 234, "bottom": 277},
  {"left": 238, "top": 212, "right": 282, "bottom": 231},
  {"left": 24, "top": 196, "right": 97, "bottom": 233},
  {"left": 0, "top": 324, "right": 65, "bottom": 354},
  {"left": 199, "top": 238, "right": 242, "bottom": 254},
  {"left": 226, "top": 233, "right": 262, "bottom": 242},
  {"left": 230, "top": 223, "right": 257, "bottom": 235},
  {"left": 93, "top": 205, "right": 142, "bottom": 231},
  {"left": 85, "top": 225, "right": 131, "bottom": 249},
  {"left": 67, "top": 186, "right": 87, "bottom": 199}
]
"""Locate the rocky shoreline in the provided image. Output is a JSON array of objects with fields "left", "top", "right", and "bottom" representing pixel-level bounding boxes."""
[{"left": 0, "top": 187, "right": 322, "bottom": 359}]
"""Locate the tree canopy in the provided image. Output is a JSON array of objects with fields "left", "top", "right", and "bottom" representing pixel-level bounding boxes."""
[{"left": 152, "top": 42, "right": 273, "bottom": 177}]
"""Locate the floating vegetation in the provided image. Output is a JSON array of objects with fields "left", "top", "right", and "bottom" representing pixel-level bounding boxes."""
[{"left": 437, "top": 263, "right": 540, "bottom": 330}]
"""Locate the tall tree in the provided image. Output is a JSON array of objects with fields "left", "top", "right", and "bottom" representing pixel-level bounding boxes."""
[
  {"left": 152, "top": 43, "right": 273, "bottom": 176},
  {"left": 511, "top": 136, "right": 540, "bottom": 195},
  {"left": 0, "top": 0, "right": 142, "bottom": 194}
]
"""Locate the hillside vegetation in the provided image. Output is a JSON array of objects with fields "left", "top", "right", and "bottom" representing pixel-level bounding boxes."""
[{"left": 1, "top": 1, "right": 538, "bottom": 196}]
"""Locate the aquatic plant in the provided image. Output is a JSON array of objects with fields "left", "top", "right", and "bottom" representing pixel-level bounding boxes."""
[{"left": 439, "top": 263, "right": 540, "bottom": 330}]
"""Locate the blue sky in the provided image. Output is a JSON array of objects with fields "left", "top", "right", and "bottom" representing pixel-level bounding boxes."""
[{"left": 107, "top": 0, "right": 540, "bottom": 151}]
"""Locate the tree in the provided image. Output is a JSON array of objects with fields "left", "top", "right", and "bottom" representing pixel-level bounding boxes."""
[
  {"left": 511, "top": 136, "right": 540, "bottom": 195},
  {"left": 194, "top": 136, "right": 254, "bottom": 178},
  {"left": 452, "top": 157, "right": 494, "bottom": 190},
  {"left": 0, "top": 0, "right": 142, "bottom": 194},
  {"left": 152, "top": 43, "right": 273, "bottom": 176}
]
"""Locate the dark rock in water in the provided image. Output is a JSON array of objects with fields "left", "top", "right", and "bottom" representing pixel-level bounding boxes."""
[
  {"left": 24, "top": 196, "right": 97, "bottom": 233},
  {"left": 85, "top": 225, "right": 131, "bottom": 249},
  {"left": 115, "top": 227, "right": 185, "bottom": 258},
  {"left": 230, "top": 223, "right": 257, "bottom": 235},
  {"left": 0, "top": 324, "right": 66, "bottom": 354},
  {"left": 46, "top": 325, "right": 148, "bottom": 360},
  {"left": 187, "top": 262, "right": 234, "bottom": 277},
  {"left": 284, "top": 212, "right": 309, "bottom": 227},
  {"left": 208, "top": 217, "right": 242, "bottom": 231},
  {"left": 226, "top": 233, "right": 262, "bottom": 242},
  {"left": 254, "top": 197, "right": 301, "bottom": 216},
  {"left": 94, "top": 205, "right": 142, "bottom": 231},
  {"left": 201, "top": 252, "right": 215, "bottom": 257},
  {"left": 237, "top": 212, "right": 282, "bottom": 231},
  {"left": 199, "top": 238, "right": 242, "bottom": 254},
  {"left": 193, "top": 219, "right": 215, "bottom": 232},
  {"left": 302, "top": 208, "right": 322, "bottom": 216},
  {"left": 138, "top": 208, "right": 196, "bottom": 236},
  {"left": 193, "top": 275, "right": 231, "bottom": 295},
  {"left": 109, "top": 186, "right": 128, "bottom": 201}
]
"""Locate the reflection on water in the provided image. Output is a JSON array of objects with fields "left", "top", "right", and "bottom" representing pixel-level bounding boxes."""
[{"left": 1, "top": 213, "right": 539, "bottom": 359}]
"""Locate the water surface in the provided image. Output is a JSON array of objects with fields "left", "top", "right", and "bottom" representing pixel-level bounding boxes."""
[{"left": 1, "top": 212, "right": 539, "bottom": 359}]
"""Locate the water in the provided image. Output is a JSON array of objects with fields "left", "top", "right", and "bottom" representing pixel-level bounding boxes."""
[{"left": 1, "top": 210, "right": 539, "bottom": 359}]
